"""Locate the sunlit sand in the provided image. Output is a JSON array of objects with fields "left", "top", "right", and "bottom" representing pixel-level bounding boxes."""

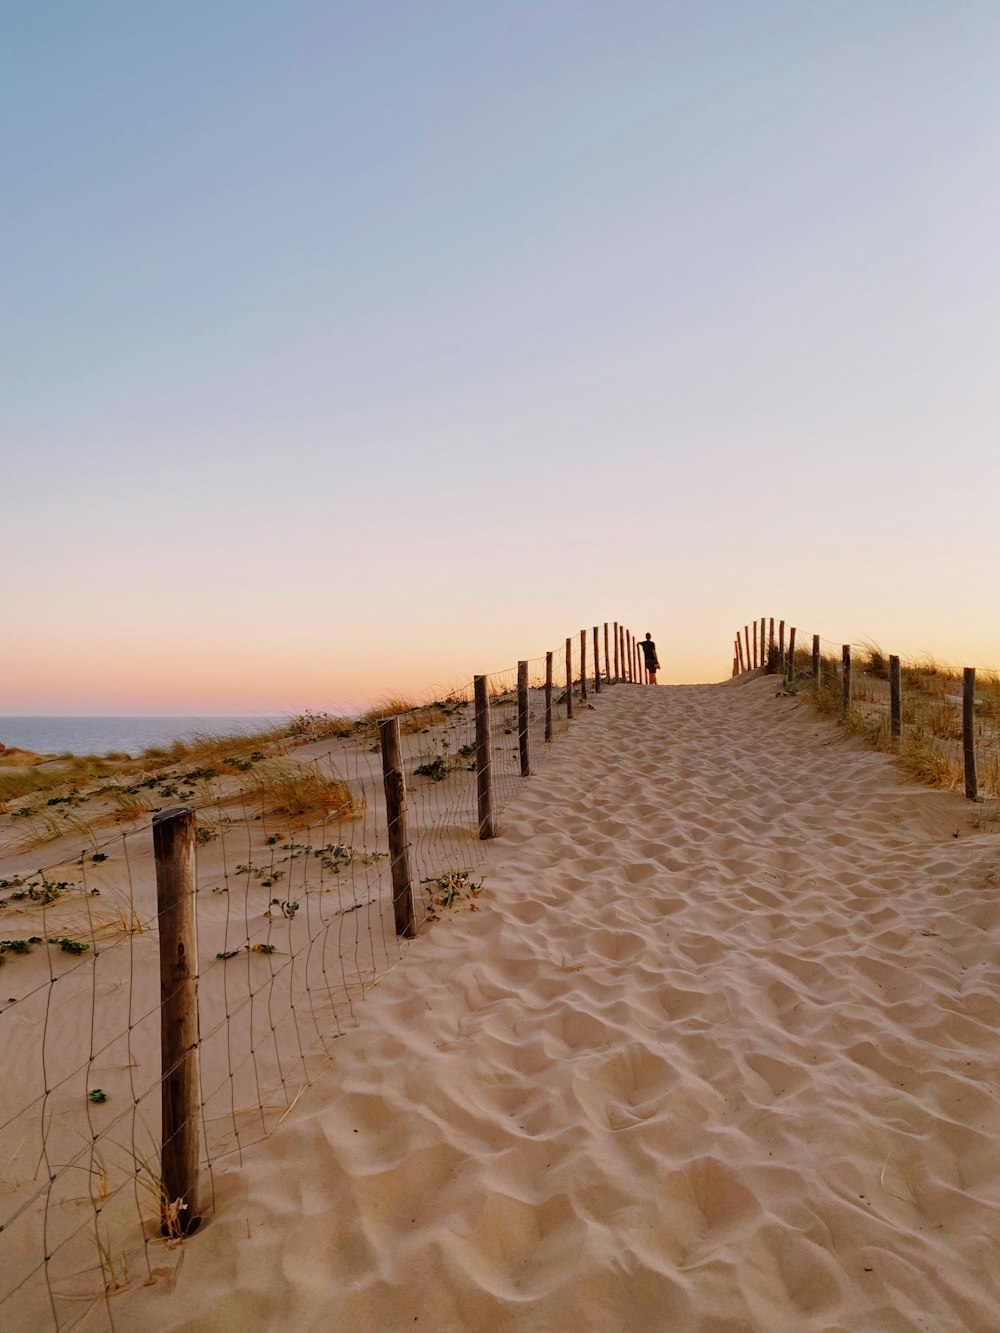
[{"left": 91, "top": 677, "right": 1000, "bottom": 1332}]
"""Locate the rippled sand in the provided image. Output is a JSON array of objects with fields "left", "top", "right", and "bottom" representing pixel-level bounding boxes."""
[{"left": 114, "top": 677, "right": 1000, "bottom": 1332}]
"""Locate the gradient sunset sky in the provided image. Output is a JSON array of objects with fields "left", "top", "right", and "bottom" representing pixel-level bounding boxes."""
[{"left": 4, "top": 2, "right": 999, "bottom": 713}]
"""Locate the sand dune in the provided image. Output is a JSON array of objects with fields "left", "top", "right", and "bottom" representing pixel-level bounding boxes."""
[{"left": 111, "top": 677, "right": 1000, "bottom": 1332}]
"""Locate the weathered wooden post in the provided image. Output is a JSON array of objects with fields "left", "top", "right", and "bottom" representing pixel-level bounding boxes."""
[
  {"left": 544, "top": 650, "right": 553, "bottom": 742},
  {"left": 760, "top": 618, "right": 766, "bottom": 671},
  {"left": 736, "top": 636, "right": 745, "bottom": 673},
  {"left": 152, "top": 806, "right": 203, "bottom": 1235},
  {"left": 613, "top": 621, "right": 620, "bottom": 682},
  {"left": 593, "top": 626, "right": 601, "bottom": 693},
  {"left": 604, "top": 623, "right": 611, "bottom": 687},
  {"left": 580, "top": 630, "right": 588, "bottom": 700},
  {"left": 626, "top": 631, "right": 633, "bottom": 682},
  {"left": 744, "top": 625, "right": 751, "bottom": 670},
  {"left": 812, "top": 634, "right": 821, "bottom": 690},
  {"left": 379, "top": 718, "right": 416, "bottom": 937},
  {"left": 619, "top": 626, "right": 626, "bottom": 682},
  {"left": 517, "top": 660, "right": 531, "bottom": 777},
  {"left": 767, "top": 618, "right": 776, "bottom": 673},
  {"left": 752, "top": 621, "right": 758, "bottom": 669},
  {"left": 841, "top": 645, "right": 852, "bottom": 720},
  {"left": 889, "top": 655, "right": 901, "bottom": 748},
  {"left": 778, "top": 620, "right": 785, "bottom": 670},
  {"left": 786, "top": 627, "right": 796, "bottom": 685},
  {"left": 565, "top": 637, "right": 573, "bottom": 720},
  {"left": 963, "top": 668, "right": 978, "bottom": 801},
  {"left": 474, "top": 675, "right": 496, "bottom": 838}
]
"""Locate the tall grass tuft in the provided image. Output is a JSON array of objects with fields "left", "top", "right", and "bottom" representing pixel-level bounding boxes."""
[
  {"left": 358, "top": 696, "right": 420, "bottom": 725},
  {"left": 897, "top": 730, "right": 959, "bottom": 789},
  {"left": 249, "top": 762, "right": 362, "bottom": 826}
]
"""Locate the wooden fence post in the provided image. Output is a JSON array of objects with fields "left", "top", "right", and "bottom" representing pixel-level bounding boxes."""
[
  {"left": 736, "top": 635, "right": 745, "bottom": 673},
  {"left": 626, "top": 631, "right": 633, "bottom": 682},
  {"left": 752, "top": 621, "right": 758, "bottom": 668},
  {"left": 767, "top": 618, "right": 776, "bottom": 672},
  {"left": 593, "top": 626, "right": 601, "bottom": 693},
  {"left": 963, "top": 668, "right": 978, "bottom": 801},
  {"left": 545, "top": 650, "right": 553, "bottom": 742},
  {"left": 580, "top": 630, "right": 588, "bottom": 700},
  {"left": 841, "top": 645, "right": 852, "bottom": 720},
  {"left": 517, "top": 660, "right": 531, "bottom": 777},
  {"left": 744, "top": 625, "right": 750, "bottom": 670},
  {"left": 474, "top": 675, "right": 496, "bottom": 838},
  {"left": 565, "top": 637, "right": 573, "bottom": 719},
  {"left": 604, "top": 623, "right": 610, "bottom": 687},
  {"left": 760, "top": 618, "right": 766, "bottom": 671},
  {"left": 613, "top": 621, "right": 620, "bottom": 682},
  {"left": 619, "top": 626, "right": 626, "bottom": 682},
  {"left": 778, "top": 620, "right": 785, "bottom": 670},
  {"left": 787, "top": 627, "right": 796, "bottom": 685},
  {"left": 812, "top": 634, "right": 821, "bottom": 690},
  {"left": 379, "top": 718, "right": 416, "bottom": 937},
  {"left": 152, "top": 806, "right": 203, "bottom": 1235},
  {"left": 889, "top": 655, "right": 901, "bottom": 747}
]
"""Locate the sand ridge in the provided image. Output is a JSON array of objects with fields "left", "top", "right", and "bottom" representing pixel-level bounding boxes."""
[{"left": 112, "top": 678, "right": 1000, "bottom": 1332}]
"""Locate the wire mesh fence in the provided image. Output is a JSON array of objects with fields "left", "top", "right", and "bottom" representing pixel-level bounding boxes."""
[{"left": 0, "top": 622, "right": 636, "bottom": 1332}]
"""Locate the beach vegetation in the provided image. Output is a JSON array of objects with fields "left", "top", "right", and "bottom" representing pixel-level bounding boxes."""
[
  {"left": 358, "top": 696, "right": 420, "bottom": 724},
  {"left": 798, "top": 648, "right": 1000, "bottom": 797},
  {"left": 137, "top": 725, "right": 291, "bottom": 773},
  {"left": 421, "top": 869, "right": 484, "bottom": 921},
  {"left": 194, "top": 819, "right": 218, "bottom": 845},
  {"left": 286, "top": 709, "right": 356, "bottom": 741},
  {"left": 270, "top": 898, "right": 300, "bottom": 919},
  {"left": 216, "top": 941, "right": 277, "bottom": 961},
  {"left": 248, "top": 762, "right": 362, "bottom": 826}
]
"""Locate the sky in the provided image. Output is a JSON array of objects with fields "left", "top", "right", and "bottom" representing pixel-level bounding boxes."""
[{"left": 3, "top": 1, "right": 999, "bottom": 713}]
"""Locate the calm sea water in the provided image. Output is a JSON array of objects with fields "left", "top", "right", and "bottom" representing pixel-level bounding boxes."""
[{"left": 0, "top": 717, "right": 284, "bottom": 758}]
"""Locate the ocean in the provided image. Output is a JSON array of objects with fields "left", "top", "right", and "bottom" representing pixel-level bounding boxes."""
[{"left": 0, "top": 717, "right": 284, "bottom": 759}]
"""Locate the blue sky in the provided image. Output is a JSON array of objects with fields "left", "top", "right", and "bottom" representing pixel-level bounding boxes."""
[{"left": 3, "top": 2, "right": 999, "bottom": 710}]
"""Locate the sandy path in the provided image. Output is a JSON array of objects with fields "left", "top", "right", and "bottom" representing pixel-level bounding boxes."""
[{"left": 113, "top": 679, "right": 1000, "bottom": 1333}]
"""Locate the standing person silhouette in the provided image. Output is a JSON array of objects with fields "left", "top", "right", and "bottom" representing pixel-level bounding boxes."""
[{"left": 641, "top": 632, "right": 660, "bottom": 684}]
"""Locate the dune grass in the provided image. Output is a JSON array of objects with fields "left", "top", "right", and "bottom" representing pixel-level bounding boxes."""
[
  {"left": 796, "top": 645, "right": 994, "bottom": 795},
  {"left": 358, "top": 696, "right": 420, "bottom": 725},
  {"left": 248, "top": 762, "right": 363, "bottom": 827},
  {"left": 0, "top": 751, "right": 130, "bottom": 808},
  {"left": 138, "top": 724, "right": 291, "bottom": 773}
]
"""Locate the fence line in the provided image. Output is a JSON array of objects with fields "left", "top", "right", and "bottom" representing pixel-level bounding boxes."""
[
  {"left": 731, "top": 617, "right": 1000, "bottom": 810},
  {"left": 0, "top": 621, "right": 645, "bottom": 1332}
]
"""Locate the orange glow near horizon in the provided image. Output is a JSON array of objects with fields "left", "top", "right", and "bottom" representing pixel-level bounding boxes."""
[{"left": 4, "top": 598, "right": 1000, "bottom": 716}]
